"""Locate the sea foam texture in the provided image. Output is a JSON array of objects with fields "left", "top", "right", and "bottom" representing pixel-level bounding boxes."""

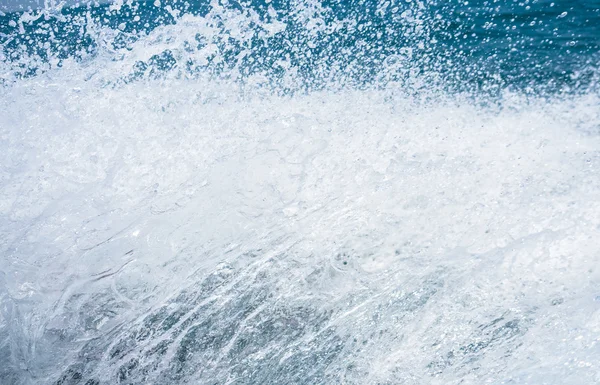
[{"left": 1, "top": 2, "right": 600, "bottom": 385}]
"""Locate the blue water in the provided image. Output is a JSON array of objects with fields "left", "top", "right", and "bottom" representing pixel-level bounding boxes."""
[
  {"left": 1, "top": 1, "right": 600, "bottom": 385},
  {"left": 1, "top": 0, "right": 599, "bottom": 93}
]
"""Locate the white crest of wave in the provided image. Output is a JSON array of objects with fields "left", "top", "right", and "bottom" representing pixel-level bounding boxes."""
[{"left": 1, "top": 71, "right": 600, "bottom": 384}]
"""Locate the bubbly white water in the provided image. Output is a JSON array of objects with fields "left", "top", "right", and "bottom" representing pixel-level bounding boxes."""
[{"left": 1, "top": 5, "right": 600, "bottom": 385}]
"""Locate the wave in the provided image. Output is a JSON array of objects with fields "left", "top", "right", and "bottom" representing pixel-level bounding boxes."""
[{"left": 1, "top": 1, "right": 600, "bottom": 384}]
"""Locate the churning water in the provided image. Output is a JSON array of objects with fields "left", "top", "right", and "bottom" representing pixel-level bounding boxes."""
[{"left": 1, "top": 1, "right": 599, "bottom": 384}]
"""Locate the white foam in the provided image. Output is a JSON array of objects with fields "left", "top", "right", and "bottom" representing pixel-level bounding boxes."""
[{"left": 1, "top": 71, "right": 599, "bottom": 383}]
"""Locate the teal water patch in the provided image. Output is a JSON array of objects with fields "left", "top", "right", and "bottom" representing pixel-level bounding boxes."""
[{"left": 1, "top": 0, "right": 599, "bottom": 93}]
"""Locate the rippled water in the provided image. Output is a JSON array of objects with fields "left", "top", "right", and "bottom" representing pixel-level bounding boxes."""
[{"left": 1, "top": 1, "right": 599, "bottom": 384}]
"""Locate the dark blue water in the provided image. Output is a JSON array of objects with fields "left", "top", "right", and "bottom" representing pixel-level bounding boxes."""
[{"left": 1, "top": 0, "right": 599, "bottom": 94}]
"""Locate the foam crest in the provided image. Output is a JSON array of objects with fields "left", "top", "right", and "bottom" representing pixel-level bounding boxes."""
[{"left": 1, "top": 75, "right": 599, "bottom": 383}]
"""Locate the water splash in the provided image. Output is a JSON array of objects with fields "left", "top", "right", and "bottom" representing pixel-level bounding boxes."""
[
  {"left": 1, "top": 0, "right": 598, "bottom": 92},
  {"left": 1, "top": 1, "right": 600, "bottom": 384}
]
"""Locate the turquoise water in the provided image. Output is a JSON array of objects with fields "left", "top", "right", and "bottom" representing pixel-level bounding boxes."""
[
  {"left": 1, "top": 1, "right": 600, "bottom": 385},
  {"left": 1, "top": 0, "right": 599, "bottom": 92}
]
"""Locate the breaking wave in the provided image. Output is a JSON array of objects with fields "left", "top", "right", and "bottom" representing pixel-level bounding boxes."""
[{"left": 1, "top": 1, "right": 599, "bottom": 384}]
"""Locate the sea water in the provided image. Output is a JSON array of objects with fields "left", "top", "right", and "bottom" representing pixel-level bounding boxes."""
[{"left": 0, "top": 1, "right": 599, "bottom": 384}]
